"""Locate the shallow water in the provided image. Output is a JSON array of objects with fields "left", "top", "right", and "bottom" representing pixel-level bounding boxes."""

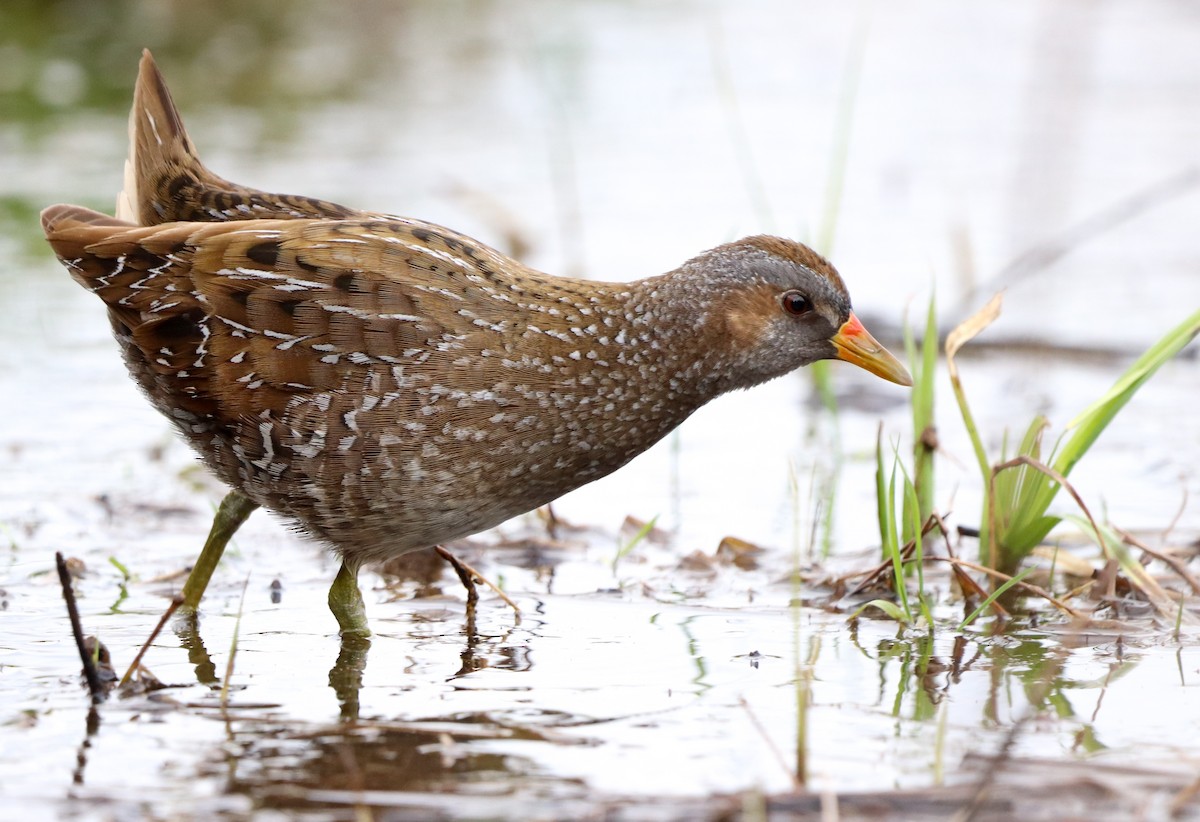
[{"left": 2, "top": 1, "right": 1200, "bottom": 819}]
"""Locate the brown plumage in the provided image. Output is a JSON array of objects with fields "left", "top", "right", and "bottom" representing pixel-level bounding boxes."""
[{"left": 43, "top": 51, "right": 910, "bottom": 631}]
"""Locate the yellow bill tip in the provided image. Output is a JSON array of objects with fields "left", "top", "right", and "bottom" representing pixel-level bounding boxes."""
[{"left": 831, "top": 313, "right": 913, "bottom": 387}]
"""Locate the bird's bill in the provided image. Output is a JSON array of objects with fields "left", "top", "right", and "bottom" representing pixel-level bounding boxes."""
[{"left": 831, "top": 313, "right": 913, "bottom": 386}]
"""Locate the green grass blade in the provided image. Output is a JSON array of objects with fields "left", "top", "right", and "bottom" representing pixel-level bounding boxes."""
[
  {"left": 945, "top": 293, "right": 1003, "bottom": 560},
  {"left": 945, "top": 293, "right": 1003, "bottom": 481},
  {"left": 975, "top": 308, "right": 1199, "bottom": 577},
  {"left": 885, "top": 463, "right": 911, "bottom": 621},
  {"left": 894, "top": 450, "right": 923, "bottom": 587},
  {"left": 1055, "top": 308, "right": 1200, "bottom": 477},
  {"left": 613, "top": 515, "right": 659, "bottom": 573},
  {"left": 875, "top": 425, "right": 889, "bottom": 556},
  {"left": 901, "top": 468, "right": 936, "bottom": 627},
  {"left": 903, "top": 296, "right": 938, "bottom": 538},
  {"left": 852, "top": 598, "right": 910, "bottom": 624},
  {"left": 913, "top": 295, "right": 938, "bottom": 525},
  {"left": 958, "top": 566, "right": 1037, "bottom": 630},
  {"left": 995, "top": 417, "right": 1055, "bottom": 556}
]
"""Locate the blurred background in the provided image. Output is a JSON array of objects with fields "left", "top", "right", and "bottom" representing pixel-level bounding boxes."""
[{"left": 4, "top": 0, "right": 1198, "bottom": 343}]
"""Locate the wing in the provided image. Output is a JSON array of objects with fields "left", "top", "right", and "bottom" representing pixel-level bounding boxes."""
[{"left": 42, "top": 205, "right": 533, "bottom": 429}]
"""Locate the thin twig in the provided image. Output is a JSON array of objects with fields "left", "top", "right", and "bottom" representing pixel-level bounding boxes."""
[
  {"left": 1058, "top": 579, "right": 1097, "bottom": 604},
  {"left": 932, "top": 513, "right": 1003, "bottom": 612},
  {"left": 928, "top": 557, "right": 1082, "bottom": 618},
  {"left": 992, "top": 456, "right": 1102, "bottom": 552},
  {"left": 120, "top": 593, "right": 184, "bottom": 687},
  {"left": 56, "top": 552, "right": 106, "bottom": 704},
  {"left": 840, "top": 541, "right": 915, "bottom": 595},
  {"left": 933, "top": 512, "right": 958, "bottom": 559},
  {"left": 1162, "top": 488, "right": 1189, "bottom": 546},
  {"left": 982, "top": 456, "right": 1182, "bottom": 617},
  {"left": 843, "top": 514, "right": 943, "bottom": 597},
  {"left": 1116, "top": 527, "right": 1200, "bottom": 596}
]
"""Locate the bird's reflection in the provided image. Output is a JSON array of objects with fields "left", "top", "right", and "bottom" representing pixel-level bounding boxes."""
[
  {"left": 329, "top": 634, "right": 370, "bottom": 721},
  {"left": 170, "top": 597, "right": 538, "bottom": 722},
  {"left": 174, "top": 616, "right": 220, "bottom": 687}
]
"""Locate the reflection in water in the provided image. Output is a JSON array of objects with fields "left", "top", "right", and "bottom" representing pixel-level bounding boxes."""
[
  {"left": 851, "top": 620, "right": 1144, "bottom": 755},
  {"left": 213, "top": 609, "right": 575, "bottom": 815},
  {"left": 161, "top": 551, "right": 541, "bottom": 723},
  {"left": 175, "top": 618, "right": 220, "bottom": 687},
  {"left": 70, "top": 705, "right": 102, "bottom": 789},
  {"left": 330, "top": 634, "right": 370, "bottom": 722},
  {"left": 223, "top": 717, "right": 550, "bottom": 813},
  {"left": 381, "top": 543, "right": 544, "bottom": 680},
  {"left": 451, "top": 608, "right": 532, "bottom": 680},
  {"left": 677, "top": 615, "right": 711, "bottom": 694},
  {"left": 168, "top": 598, "right": 536, "bottom": 721},
  {"left": 155, "top": 596, "right": 1154, "bottom": 809}
]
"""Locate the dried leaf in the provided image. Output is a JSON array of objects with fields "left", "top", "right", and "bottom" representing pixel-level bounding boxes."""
[{"left": 945, "top": 291, "right": 1004, "bottom": 367}]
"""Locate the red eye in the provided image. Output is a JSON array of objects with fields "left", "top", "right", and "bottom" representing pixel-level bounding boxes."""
[{"left": 781, "top": 290, "right": 811, "bottom": 316}]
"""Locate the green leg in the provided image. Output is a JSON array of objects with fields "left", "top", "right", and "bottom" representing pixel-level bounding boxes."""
[
  {"left": 329, "top": 559, "right": 371, "bottom": 638},
  {"left": 180, "top": 490, "right": 259, "bottom": 612}
]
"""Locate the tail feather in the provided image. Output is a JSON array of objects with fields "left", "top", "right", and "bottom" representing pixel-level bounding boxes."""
[
  {"left": 42, "top": 205, "right": 142, "bottom": 290},
  {"left": 118, "top": 49, "right": 363, "bottom": 226},
  {"left": 116, "top": 49, "right": 223, "bottom": 224},
  {"left": 41, "top": 202, "right": 227, "bottom": 420},
  {"left": 43, "top": 203, "right": 132, "bottom": 234}
]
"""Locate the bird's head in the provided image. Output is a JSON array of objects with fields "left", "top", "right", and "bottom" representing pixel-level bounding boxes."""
[{"left": 669, "top": 236, "right": 912, "bottom": 392}]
